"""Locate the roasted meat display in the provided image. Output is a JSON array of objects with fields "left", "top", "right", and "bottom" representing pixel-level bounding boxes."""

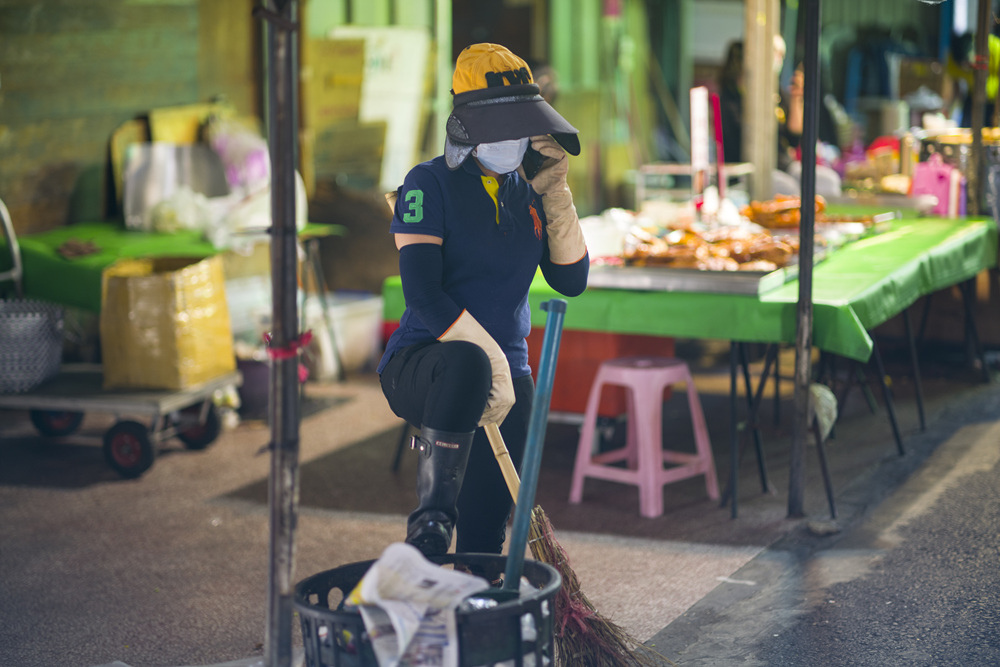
[
  {"left": 623, "top": 225, "right": 795, "bottom": 273},
  {"left": 741, "top": 194, "right": 877, "bottom": 229},
  {"left": 619, "top": 195, "right": 878, "bottom": 273},
  {"left": 741, "top": 194, "right": 826, "bottom": 229}
]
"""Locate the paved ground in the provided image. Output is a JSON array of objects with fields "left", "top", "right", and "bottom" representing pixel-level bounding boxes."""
[
  {"left": 648, "top": 359, "right": 1000, "bottom": 666},
  {"left": 1, "top": 340, "right": 998, "bottom": 666}
]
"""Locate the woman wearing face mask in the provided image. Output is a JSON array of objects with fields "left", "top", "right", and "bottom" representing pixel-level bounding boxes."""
[{"left": 377, "top": 43, "right": 588, "bottom": 576}]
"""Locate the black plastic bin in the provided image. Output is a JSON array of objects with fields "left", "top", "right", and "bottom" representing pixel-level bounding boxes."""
[{"left": 295, "top": 553, "right": 561, "bottom": 667}]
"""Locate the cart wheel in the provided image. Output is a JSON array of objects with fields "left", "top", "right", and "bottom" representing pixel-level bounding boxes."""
[
  {"left": 29, "top": 410, "right": 85, "bottom": 437},
  {"left": 103, "top": 420, "right": 155, "bottom": 479},
  {"left": 176, "top": 403, "right": 222, "bottom": 450}
]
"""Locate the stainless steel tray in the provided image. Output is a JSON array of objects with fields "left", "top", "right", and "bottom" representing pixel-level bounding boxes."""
[{"left": 587, "top": 263, "right": 798, "bottom": 295}]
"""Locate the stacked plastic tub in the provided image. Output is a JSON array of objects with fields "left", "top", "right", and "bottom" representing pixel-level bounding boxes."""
[{"left": 0, "top": 197, "right": 64, "bottom": 395}]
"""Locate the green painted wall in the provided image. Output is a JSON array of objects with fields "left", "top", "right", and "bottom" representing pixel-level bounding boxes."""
[{"left": 0, "top": 0, "right": 259, "bottom": 234}]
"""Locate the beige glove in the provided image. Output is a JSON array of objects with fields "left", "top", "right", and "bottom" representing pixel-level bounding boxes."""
[
  {"left": 525, "top": 135, "right": 587, "bottom": 265},
  {"left": 385, "top": 190, "right": 398, "bottom": 211},
  {"left": 439, "top": 310, "right": 515, "bottom": 426}
]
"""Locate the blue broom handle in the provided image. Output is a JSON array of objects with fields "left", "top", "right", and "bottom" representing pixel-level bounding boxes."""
[{"left": 503, "top": 299, "right": 567, "bottom": 590}]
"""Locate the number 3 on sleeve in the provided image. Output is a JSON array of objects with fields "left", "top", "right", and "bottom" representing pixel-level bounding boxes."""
[{"left": 403, "top": 190, "right": 424, "bottom": 223}]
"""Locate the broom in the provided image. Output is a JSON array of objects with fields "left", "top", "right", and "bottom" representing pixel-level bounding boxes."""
[
  {"left": 485, "top": 312, "right": 671, "bottom": 667},
  {"left": 485, "top": 426, "right": 669, "bottom": 667}
]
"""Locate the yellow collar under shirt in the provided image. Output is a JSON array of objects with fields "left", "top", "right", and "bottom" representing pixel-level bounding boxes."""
[{"left": 481, "top": 174, "right": 500, "bottom": 224}]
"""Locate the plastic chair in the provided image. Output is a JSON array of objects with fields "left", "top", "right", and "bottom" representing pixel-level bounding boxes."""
[{"left": 569, "top": 356, "right": 719, "bottom": 518}]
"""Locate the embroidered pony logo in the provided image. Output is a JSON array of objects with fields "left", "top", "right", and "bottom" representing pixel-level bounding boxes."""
[{"left": 529, "top": 204, "right": 543, "bottom": 240}]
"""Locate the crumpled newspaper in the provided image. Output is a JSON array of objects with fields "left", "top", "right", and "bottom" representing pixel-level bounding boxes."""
[
  {"left": 345, "top": 543, "right": 490, "bottom": 667},
  {"left": 809, "top": 382, "right": 838, "bottom": 443}
]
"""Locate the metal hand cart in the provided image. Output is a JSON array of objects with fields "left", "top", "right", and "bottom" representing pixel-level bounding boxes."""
[
  {"left": 0, "top": 364, "right": 242, "bottom": 478},
  {"left": 1, "top": 194, "right": 241, "bottom": 478}
]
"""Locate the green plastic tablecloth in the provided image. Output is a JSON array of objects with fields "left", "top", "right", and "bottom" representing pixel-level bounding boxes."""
[
  {"left": 1, "top": 221, "right": 344, "bottom": 313},
  {"left": 382, "top": 216, "right": 998, "bottom": 362}
]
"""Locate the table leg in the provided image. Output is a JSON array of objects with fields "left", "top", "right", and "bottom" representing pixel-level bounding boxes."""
[
  {"left": 857, "top": 365, "right": 879, "bottom": 414},
  {"left": 739, "top": 343, "right": 775, "bottom": 493},
  {"left": 902, "top": 307, "right": 926, "bottom": 431},
  {"left": 835, "top": 360, "right": 878, "bottom": 419},
  {"left": 811, "top": 420, "right": 837, "bottom": 519},
  {"left": 773, "top": 348, "right": 781, "bottom": 426},
  {"left": 870, "top": 339, "right": 905, "bottom": 456},
  {"left": 958, "top": 279, "right": 990, "bottom": 383},
  {"left": 721, "top": 342, "right": 778, "bottom": 517},
  {"left": 832, "top": 358, "right": 852, "bottom": 422},
  {"left": 815, "top": 352, "right": 839, "bottom": 441},
  {"left": 918, "top": 292, "right": 931, "bottom": 344},
  {"left": 727, "top": 341, "right": 739, "bottom": 518}
]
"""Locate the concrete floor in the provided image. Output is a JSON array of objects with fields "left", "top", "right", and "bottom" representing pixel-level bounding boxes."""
[
  {"left": 649, "top": 359, "right": 1000, "bottom": 666},
  {"left": 0, "top": 338, "right": 993, "bottom": 666}
]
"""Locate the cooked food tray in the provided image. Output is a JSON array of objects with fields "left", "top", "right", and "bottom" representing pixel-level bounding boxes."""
[{"left": 587, "top": 263, "right": 799, "bottom": 295}]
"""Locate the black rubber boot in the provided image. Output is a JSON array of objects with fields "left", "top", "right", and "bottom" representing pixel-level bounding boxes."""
[{"left": 406, "top": 426, "right": 475, "bottom": 558}]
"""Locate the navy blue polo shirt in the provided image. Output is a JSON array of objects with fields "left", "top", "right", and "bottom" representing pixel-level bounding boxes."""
[{"left": 378, "top": 155, "right": 548, "bottom": 378}]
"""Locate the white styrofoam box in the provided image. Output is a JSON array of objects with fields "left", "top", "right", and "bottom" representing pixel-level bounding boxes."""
[
  {"left": 225, "top": 274, "right": 272, "bottom": 344},
  {"left": 303, "top": 291, "right": 384, "bottom": 379}
]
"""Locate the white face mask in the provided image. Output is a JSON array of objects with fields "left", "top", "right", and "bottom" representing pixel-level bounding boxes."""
[{"left": 474, "top": 138, "right": 529, "bottom": 174}]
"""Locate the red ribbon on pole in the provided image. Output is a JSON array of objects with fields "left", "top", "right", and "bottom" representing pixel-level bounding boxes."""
[{"left": 263, "top": 330, "right": 313, "bottom": 360}]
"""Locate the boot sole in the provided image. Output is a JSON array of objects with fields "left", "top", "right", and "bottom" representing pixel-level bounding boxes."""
[{"left": 406, "top": 528, "right": 450, "bottom": 558}]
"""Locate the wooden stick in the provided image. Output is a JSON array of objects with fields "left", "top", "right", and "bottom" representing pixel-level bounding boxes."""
[{"left": 485, "top": 423, "right": 520, "bottom": 501}]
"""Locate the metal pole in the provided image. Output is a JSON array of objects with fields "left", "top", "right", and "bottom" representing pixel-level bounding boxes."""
[
  {"left": 258, "top": 1, "right": 301, "bottom": 665},
  {"left": 789, "top": 0, "right": 820, "bottom": 518},
  {"left": 970, "top": 0, "right": 990, "bottom": 216}
]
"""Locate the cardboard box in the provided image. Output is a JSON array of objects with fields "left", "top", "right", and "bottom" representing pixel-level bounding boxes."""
[{"left": 100, "top": 255, "right": 235, "bottom": 390}]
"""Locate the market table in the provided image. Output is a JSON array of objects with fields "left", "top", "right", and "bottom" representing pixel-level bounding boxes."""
[
  {"left": 0, "top": 220, "right": 344, "bottom": 313},
  {"left": 383, "top": 215, "right": 996, "bottom": 364},
  {"left": 382, "top": 214, "right": 998, "bottom": 515}
]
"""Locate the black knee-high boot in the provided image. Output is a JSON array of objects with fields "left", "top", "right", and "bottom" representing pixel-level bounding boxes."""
[{"left": 406, "top": 426, "right": 475, "bottom": 558}]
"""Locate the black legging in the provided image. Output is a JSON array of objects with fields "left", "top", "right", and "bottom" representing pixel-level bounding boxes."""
[{"left": 380, "top": 340, "right": 534, "bottom": 554}]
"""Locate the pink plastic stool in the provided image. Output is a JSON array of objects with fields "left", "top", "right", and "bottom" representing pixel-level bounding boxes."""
[{"left": 568, "top": 356, "right": 720, "bottom": 518}]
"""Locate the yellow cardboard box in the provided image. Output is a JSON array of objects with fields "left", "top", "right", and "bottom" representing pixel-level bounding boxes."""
[{"left": 100, "top": 255, "right": 235, "bottom": 390}]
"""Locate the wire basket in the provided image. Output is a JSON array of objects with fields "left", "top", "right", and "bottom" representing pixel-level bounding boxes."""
[
  {"left": 0, "top": 299, "right": 64, "bottom": 394},
  {"left": 295, "top": 553, "right": 560, "bottom": 667}
]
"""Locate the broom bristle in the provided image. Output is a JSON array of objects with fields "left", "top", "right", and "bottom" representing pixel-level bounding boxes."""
[{"left": 528, "top": 507, "right": 673, "bottom": 666}]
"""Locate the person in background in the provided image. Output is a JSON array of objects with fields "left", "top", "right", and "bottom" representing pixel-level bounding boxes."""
[
  {"left": 377, "top": 43, "right": 588, "bottom": 580},
  {"left": 717, "top": 39, "right": 746, "bottom": 165},
  {"left": 718, "top": 35, "right": 806, "bottom": 169},
  {"left": 778, "top": 55, "right": 806, "bottom": 170},
  {"left": 949, "top": 30, "right": 1000, "bottom": 127},
  {"left": 719, "top": 36, "right": 839, "bottom": 194}
]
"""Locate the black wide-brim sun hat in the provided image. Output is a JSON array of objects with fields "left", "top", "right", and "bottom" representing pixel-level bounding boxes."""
[{"left": 444, "top": 83, "right": 580, "bottom": 169}]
